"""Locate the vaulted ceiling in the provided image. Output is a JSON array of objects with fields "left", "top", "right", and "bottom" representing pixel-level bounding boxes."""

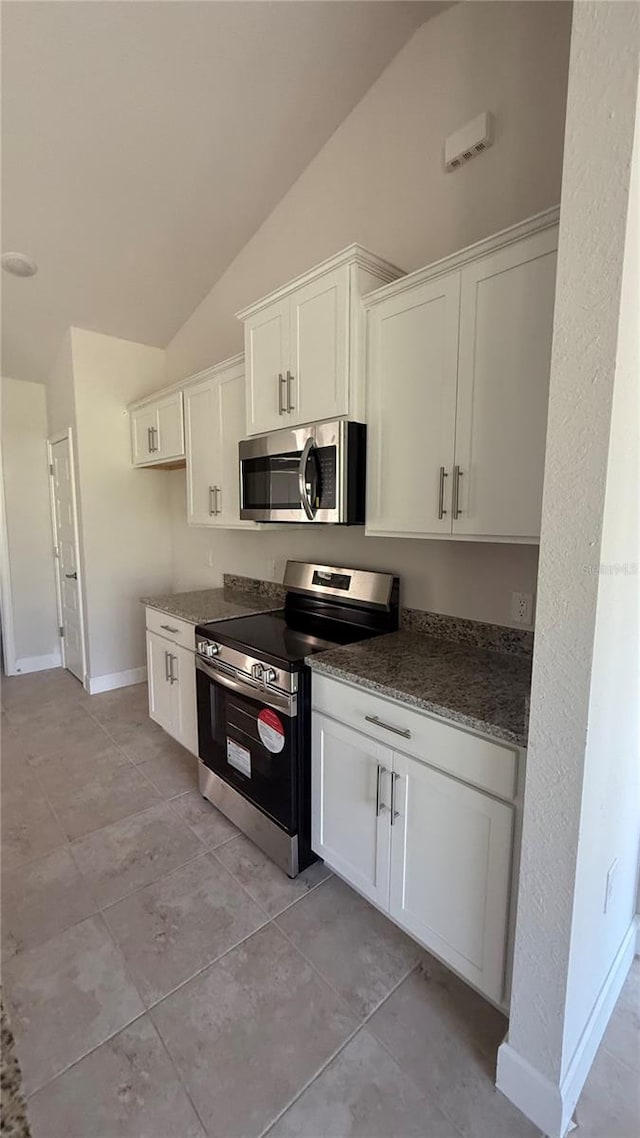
[{"left": 1, "top": 1, "right": 447, "bottom": 382}]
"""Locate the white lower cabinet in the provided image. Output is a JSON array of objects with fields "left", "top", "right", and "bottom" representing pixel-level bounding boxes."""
[
  {"left": 312, "top": 715, "right": 391, "bottom": 909},
  {"left": 312, "top": 707, "right": 514, "bottom": 1005},
  {"left": 388, "top": 750, "right": 513, "bottom": 1005},
  {"left": 146, "top": 630, "right": 198, "bottom": 756}
]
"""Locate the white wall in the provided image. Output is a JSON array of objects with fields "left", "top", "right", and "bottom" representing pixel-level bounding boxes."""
[
  {"left": 563, "top": 71, "right": 640, "bottom": 1064},
  {"left": 162, "top": 0, "right": 571, "bottom": 627},
  {"left": 497, "top": 4, "right": 640, "bottom": 1135},
  {"left": 69, "top": 329, "right": 172, "bottom": 684},
  {"left": 1, "top": 377, "right": 60, "bottom": 672},
  {"left": 47, "top": 328, "right": 173, "bottom": 687}
]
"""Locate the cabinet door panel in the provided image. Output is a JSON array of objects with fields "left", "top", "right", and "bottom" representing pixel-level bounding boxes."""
[
  {"left": 389, "top": 751, "right": 513, "bottom": 1004},
  {"left": 131, "top": 406, "right": 158, "bottom": 465},
  {"left": 172, "top": 644, "right": 198, "bottom": 756},
  {"left": 289, "top": 267, "right": 350, "bottom": 425},
  {"left": 366, "top": 274, "right": 460, "bottom": 536},
  {"left": 156, "top": 392, "right": 185, "bottom": 461},
  {"left": 147, "top": 631, "right": 177, "bottom": 735},
  {"left": 245, "top": 300, "right": 289, "bottom": 435},
  {"left": 185, "top": 378, "right": 219, "bottom": 525},
  {"left": 312, "top": 714, "right": 391, "bottom": 908},
  {"left": 218, "top": 368, "right": 253, "bottom": 529},
  {"left": 454, "top": 230, "right": 557, "bottom": 537}
]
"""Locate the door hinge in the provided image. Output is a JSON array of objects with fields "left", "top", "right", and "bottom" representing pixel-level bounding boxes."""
[
  {"left": 49, "top": 463, "right": 54, "bottom": 475},
  {"left": 59, "top": 625, "right": 64, "bottom": 637}
]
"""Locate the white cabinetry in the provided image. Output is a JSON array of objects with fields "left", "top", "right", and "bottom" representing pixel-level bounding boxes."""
[
  {"left": 365, "top": 209, "right": 558, "bottom": 542},
  {"left": 312, "top": 714, "right": 391, "bottom": 908},
  {"left": 238, "top": 246, "right": 402, "bottom": 436},
  {"left": 184, "top": 355, "right": 252, "bottom": 529},
  {"left": 312, "top": 676, "right": 517, "bottom": 1005},
  {"left": 145, "top": 610, "right": 197, "bottom": 756},
  {"left": 130, "top": 391, "right": 184, "bottom": 466}
]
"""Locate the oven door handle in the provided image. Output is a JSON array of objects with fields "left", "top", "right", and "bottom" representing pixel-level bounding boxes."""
[
  {"left": 196, "top": 655, "right": 297, "bottom": 718},
  {"left": 298, "top": 437, "right": 318, "bottom": 521}
]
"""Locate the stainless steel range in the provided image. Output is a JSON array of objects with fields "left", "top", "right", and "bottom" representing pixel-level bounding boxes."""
[{"left": 195, "top": 562, "right": 399, "bottom": 876}]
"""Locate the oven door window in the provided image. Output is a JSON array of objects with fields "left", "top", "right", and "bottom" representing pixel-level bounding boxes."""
[
  {"left": 197, "top": 670, "right": 297, "bottom": 832},
  {"left": 241, "top": 447, "right": 336, "bottom": 513}
]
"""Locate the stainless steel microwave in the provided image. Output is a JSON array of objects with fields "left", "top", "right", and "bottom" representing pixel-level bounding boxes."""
[{"left": 239, "top": 420, "right": 366, "bottom": 524}]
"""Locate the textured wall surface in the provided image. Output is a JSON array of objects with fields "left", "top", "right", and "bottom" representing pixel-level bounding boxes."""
[{"left": 505, "top": 0, "right": 640, "bottom": 1086}]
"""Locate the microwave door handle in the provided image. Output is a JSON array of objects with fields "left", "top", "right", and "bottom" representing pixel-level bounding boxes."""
[{"left": 298, "top": 437, "right": 317, "bottom": 520}]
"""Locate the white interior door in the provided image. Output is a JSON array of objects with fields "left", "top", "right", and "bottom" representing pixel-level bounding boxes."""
[{"left": 50, "top": 436, "right": 84, "bottom": 681}]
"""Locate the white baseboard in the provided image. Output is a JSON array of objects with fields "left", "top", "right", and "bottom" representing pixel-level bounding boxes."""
[
  {"left": 497, "top": 916, "right": 638, "bottom": 1138},
  {"left": 86, "top": 666, "right": 147, "bottom": 695},
  {"left": 11, "top": 652, "right": 63, "bottom": 675}
]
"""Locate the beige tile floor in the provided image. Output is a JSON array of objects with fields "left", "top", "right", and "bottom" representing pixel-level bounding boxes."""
[{"left": 1, "top": 667, "right": 638, "bottom": 1138}]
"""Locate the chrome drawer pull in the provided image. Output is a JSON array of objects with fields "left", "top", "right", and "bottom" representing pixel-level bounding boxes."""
[
  {"left": 365, "top": 714, "right": 411, "bottom": 740},
  {"left": 160, "top": 624, "right": 179, "bottom": 635},
  {"left": 437, "top": 466, "right": 448, "bottom": 519}
]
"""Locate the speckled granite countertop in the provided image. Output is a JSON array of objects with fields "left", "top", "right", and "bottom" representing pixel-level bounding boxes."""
[
  {"left": 140, "top": 587, "right": 283, "bottom": 625},
  {"left": 308, "top": 629, "right": 531, "bottom": 748}
]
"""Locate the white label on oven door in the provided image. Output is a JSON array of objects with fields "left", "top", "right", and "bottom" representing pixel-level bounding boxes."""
[{"left": 227, "top": 738, "right": 251, "bottom": 778}]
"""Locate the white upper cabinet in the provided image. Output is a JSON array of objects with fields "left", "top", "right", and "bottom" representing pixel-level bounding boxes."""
[
  {"left": 184, "top": 355, "right": 252, "bottom": 529},
  {"left": 453, "top": 229, "right": 558, "bottom": 538},
  {"left": 364, "top": 208, "right": 559, "bottom": 542},
  {"left": 130, "top": 391, "right": 184, "bottom": 467},
  {"left": 366, "top": 273, "right": 460, "bottom": 536},
  {"left": 238, "top": 246, "right": 403, "bottom": 437}
]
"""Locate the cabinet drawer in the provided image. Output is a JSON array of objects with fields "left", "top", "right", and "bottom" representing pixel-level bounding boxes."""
[
  {"left": 312, "top": 674, "right": 517, "bottom": 801},
  {"left": 145, "top": 607, "right": 195, "bottom": 651}
]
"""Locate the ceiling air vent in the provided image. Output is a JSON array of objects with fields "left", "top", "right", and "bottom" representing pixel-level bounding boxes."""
[{"left": 444, "top": 113, "right": 493, "bottom": 172}]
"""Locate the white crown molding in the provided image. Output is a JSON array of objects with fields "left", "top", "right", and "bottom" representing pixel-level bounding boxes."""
[
  {"left": 363, "top": 206, "right": 561, "bottom": 308},
  {"left": 235, "top": 243, "right": 404, "bottom": 321},
  {"left": 127, "top": 353, "right": 245, "bottom": 410}
]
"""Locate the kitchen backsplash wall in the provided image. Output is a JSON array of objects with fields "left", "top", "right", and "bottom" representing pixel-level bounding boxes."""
[
  {"left": 168, "top": 470, "right": 539, "bottom": 629},
  {"left": 164, "top": 1, "right": 570, "bottom": 629}
]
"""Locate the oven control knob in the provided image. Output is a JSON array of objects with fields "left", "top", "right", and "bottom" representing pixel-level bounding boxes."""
[
  {"left": 263, "top": 668, "right": 277, "bottom": 684},
  {"left": 251, "top": 662, "right": 264, "bottom": 680},
  {"left": 204, "top": 642, "right": 220, "bottom": 658}
]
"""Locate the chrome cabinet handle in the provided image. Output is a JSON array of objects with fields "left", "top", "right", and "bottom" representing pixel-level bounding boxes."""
[
  {"left": 298, "top": 437, "right": 317, "bottom": 520},
  {"left": 169, "top": 654, "right": 177, "bottom": 684},
  {"left": 286, "top": 370, "right": 295, "bottom": 413},
  {"left": 164, "top": 650, "right": 171, "bottom": 682},
  {"left": 215, "top": 486, "right": 222, "bottom": 515},
  {"left": 375, "top": 764, "right": 389, "bottom": 817},
  {"left": 365, "top": 714, "right": 411, "bottom": 740},
  {"left": 438, "top": 466, "right": 448, "bottom": 520},
  {"left": 278, "top": 372, "right": 286, "bottom": 415},
  {"left": 390, "top": 772, "right": 401, "bottom": 825},
  {"left": 209, "top": 486, "right": 216, "bottom": 515},
  {"left": 148, "top": 426, "right": 158, "bottom": 453},
  {"left": 160, "top": 623, "right": 179, "bottom": 635},
  {"left": 452, "top": 465, "right": 463, "bottom": 520},
  {"left": 147, "top": 426, "right": 152, "bottom": 452}
]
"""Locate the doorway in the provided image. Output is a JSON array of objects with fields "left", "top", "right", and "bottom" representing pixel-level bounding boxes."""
[{"left": 48, "top": 431, "right": 86, "bottom": 682}]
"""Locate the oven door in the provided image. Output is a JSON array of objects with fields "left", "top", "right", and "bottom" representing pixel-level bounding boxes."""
[
  {"left": 239, "top": 421, "right": 344, "bottom": 523},
  {"left": 196, "top": 656, "right": 299, "bottom": 832}
]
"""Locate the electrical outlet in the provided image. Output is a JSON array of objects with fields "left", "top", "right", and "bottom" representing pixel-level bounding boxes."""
[
  {"left": 511, "top": 591, "right": 533, "bottom": 626},
  {"left": 604, "top": 858, "right": 618, "bottom": 913}
]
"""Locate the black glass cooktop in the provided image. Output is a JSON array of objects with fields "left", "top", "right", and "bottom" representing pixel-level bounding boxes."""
[{"left": 197, "top": 609, "right": 377, "bottom": 669}]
